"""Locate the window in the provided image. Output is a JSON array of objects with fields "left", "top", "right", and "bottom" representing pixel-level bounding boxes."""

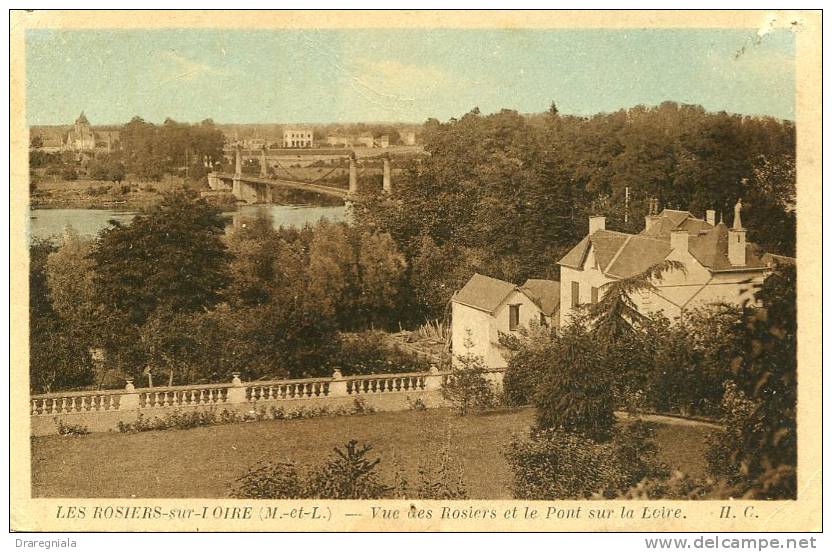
[
  {"left": 591, "top": 286, "right": 599, "bottom": 304},
  {"left": 509, "top": 304, "right": 520, "bottom": 331},
  {"left": 571, "top": 281, "right": 580, "bottom": 307}
]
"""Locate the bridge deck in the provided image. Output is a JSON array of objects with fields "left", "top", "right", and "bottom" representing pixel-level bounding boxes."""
[{"left": 213, "top": 173, "right": 349, "bottom": 199}]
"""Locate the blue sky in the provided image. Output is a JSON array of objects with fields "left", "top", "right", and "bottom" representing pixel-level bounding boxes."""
[{"left": 25, "top": 28, "right": 795, "bottom": 125}]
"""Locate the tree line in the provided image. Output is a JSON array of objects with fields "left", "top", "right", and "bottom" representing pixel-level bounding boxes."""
[
  {"left": 29, "top": 193, "right": 418, "bottom": 393},
  {"left": 354, "top": 101, "right": 795, "bottom": 321}
]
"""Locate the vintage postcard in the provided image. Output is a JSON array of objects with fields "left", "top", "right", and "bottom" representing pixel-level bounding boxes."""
[{"left": 9, "top": 10, "right": 822, "bottom": 533}]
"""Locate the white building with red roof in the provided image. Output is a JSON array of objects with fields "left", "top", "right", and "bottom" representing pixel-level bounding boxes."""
[{"left": 557, "top": 201, "right": 779, "bottom": 326}]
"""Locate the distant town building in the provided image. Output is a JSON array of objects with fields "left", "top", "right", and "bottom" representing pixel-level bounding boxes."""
[
  {"left": 356, "top": 133, "right": 375, "bottom": 148},
  {"left": 379, "top": 135, "right": 390, "bottom": 148},
  {"left": 401, "top": 130, "right": 416, "bottom": 146},
  {"left": 283, "top": 129, "right": 314, "bottom": 148},
  {"left": 326, "top": 135, "right": 351, "bottom": 147},
  {"left": 451, "top": 273, "right": 560, "bottom": 368},
  {"left": 557, "top": 201, "right": 788, "bottom": 326},
  {"left": 62, "top": 112, "right": 120, "bottom": 153}
]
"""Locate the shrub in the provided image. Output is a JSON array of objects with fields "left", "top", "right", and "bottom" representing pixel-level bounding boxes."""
[
  {"left": 233, "top": 438, "right": 467, "bottom": 500},
  {"left": 703, "top": 266, "right": 796, "bottom": 499},
  {"left": 335, "top": 331, "right": 430, "bottom": 376},
  {"left": 351, "top": 396, "right": 376, "bottom": 415},
  {"left": 61, "top": 167, "right": 78, "bottom": 181},
  {"left": 407, "top": 396, "right": 427, "bottom": 411},
  {"left": 307, "top": 440, "right": 393, "bottom": 499},
  {"left": 233, "top": 440, "right": 392, "bottom": 499},
  {"left": 533, "top": 325, "right": 614, "bottom": 441},
  {"left": 231, "top": 461, "right": 307, "bottom": 499},
  {"left": 504, "top": 423, "right": 666, "bottom": 499},
  {"left": 498, "top": 325, "right": 553, "bottom": 407},
  {"left": 55, "top": 419, "right": 90, "bottom": 436},
  {"left": 118, "top": 409, "right": 220, "bottom": 432},
  {"left": 441, "top": 348, "right": 495, "bottom": 415},
  {"left": 413, "top": 441, "right": 467, "bottom": 499},
  {"left": 647, "top": 305, "right": 742, "bottom": 416}
]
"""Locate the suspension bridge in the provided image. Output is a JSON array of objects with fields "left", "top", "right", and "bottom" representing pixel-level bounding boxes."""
[{"left": 206, "top": 146, "right": 392, "bottom": 203}]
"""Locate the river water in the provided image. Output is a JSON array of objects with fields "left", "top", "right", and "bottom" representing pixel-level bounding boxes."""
[{"left": 28, "top": 204, "right": 348, "bottom": 244}]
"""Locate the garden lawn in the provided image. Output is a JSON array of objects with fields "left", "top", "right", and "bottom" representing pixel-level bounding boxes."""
[{"left": 31, "top": 408, "right": 712, "bottom": 498}]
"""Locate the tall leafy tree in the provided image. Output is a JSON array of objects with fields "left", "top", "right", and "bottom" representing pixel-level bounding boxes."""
[{"left": 91, "top": 192, "right": 231, "bottom": 326}]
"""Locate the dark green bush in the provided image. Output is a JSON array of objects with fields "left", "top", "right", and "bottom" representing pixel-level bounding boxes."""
[
  {"left": 533, "top": 326, "right": 614, "bottom": 441},
  {"left": 233, "top": 440, "right": 392, "bottom": 499},
  {"left": 55, "top": 419, "right": 90, "bottom": 436},
  {"left": 441, "top": 351, "right": 495, "bottom": 415},
  {"left": 233, "top": 439, "right": 468, "bottom": 500},
  {"left": 504, "top": 423, "right": 667, "bottom": 499},
  {"left": 335, "top": 331, "right": 430, "bottom": 376}
]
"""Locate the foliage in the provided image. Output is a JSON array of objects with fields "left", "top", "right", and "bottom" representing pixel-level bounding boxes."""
[
  {"left": 91, "top": 192, "right": 230, "bottom": 326},
  {"left": 411, "top": 438, "right": 467, "bottom": 499},
  {"left": 334, "top": 331, "right": 431, "bottom": 376},
  {"left": 120, "top": 116, "right": 225, "bottom": 181},
  {"left": 533, "top": 323, "right": 614, "bottom": 441},
  {"left": 306, "top": 440, "right": 393, "bottom": 499},
  {"left": 55, "top": 420, "right": 91, "bottom": 436},
  {"left": 441, "top": 339, "right": 496, "bottom": 415},
  {"left": 648, "top": 304, "right": 743, "bottom": 416},
  {"left": 587, "top": 259, "right": 684, "bottom": 342},
  {"left": 505, "top": 422, "right": 667, "bottom": 499},
  {"left": 116, "top": 398, "right": 381, "bottom": 434},
  {"left": 499, "top": 321, "right": 559, "bottom": 407},
  {"left": 233, "top": 437, "right": 468, "bottom": 500},
  {"left": 352, "top": 103, "right": 795, "bottom": 323},
  {"left": 233, "top": 440, "right": 392, "bottom": 499},
  {"left": 29, "top": 238, "right": 94, "bottom": 393},
  {"left": 231, "top": 461, "right": 307, "bottom": 499},
  {"left": 705, "top": 266, "right": 797, "bottom": 498}
]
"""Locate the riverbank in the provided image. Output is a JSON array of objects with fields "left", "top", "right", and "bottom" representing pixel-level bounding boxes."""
[
  {"left": 30, "top": 177, "right": 185, "bottom": 210},
  {"left": 31, "top": 176, "right": 345, "bottom": 210}
]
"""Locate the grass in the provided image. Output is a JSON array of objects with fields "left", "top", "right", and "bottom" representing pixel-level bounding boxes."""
[{"left": 31, "top": 408, "right": 712, "bottom": 499}]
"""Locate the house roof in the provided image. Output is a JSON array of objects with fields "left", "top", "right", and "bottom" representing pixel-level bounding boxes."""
[
  {"left": 521, "top": 279, "right": 561, "bottom": 316},
  {"left": 560, "top": 210, "right": 768, "bottom": 277},
  {"left": 558, "top": 236, "right": 591, "bottom": 269},
  {"left": 452, "top": 273, "right": 517, "bottom": 313},
  {"left": 641, "top": 209, "right": 712, "bottom": 238},
  {"left": 761, "top": 253, "right": 796, "bottom": 268},
  {"left": 688, "top": 223, "right": 767, "bottom": 271},
  {"left": 605, "top": 235, "right": 672, "bottom": 278}
]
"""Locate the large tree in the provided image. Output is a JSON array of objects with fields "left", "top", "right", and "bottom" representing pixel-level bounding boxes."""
[{"left": 90, "top": 192, "right": 231, "bottom": 326}]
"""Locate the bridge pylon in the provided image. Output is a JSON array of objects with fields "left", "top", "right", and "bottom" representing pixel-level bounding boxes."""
[{"left": 348, "top": 151, "right": 358, "bottom": 195}]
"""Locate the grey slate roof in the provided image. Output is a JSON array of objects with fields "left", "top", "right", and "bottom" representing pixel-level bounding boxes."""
[
  {"left": 452, "top": 273, "right": 517, "bottom": 313},
  {"left": 521, "top": 279, "right": 561, "bottom": 316},
  {"left": 560, "top": 210, "right": 768, "bottom": 277}
]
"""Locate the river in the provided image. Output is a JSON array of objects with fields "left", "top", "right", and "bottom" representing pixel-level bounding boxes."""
[{"left": 28, "top": 204, "right": 348, "bottom": 244}]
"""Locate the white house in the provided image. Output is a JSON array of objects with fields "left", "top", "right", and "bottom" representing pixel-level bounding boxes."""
[
  {"left": 451, "top": 273, "right": 560, "bottom": 368},
  {"left": 557, "top": 201, "right": 783, "bottom": 326}
]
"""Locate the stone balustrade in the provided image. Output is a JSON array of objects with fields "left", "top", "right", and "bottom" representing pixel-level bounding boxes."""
[{"left": 29, "top": 367, "right": 505, "bottom": 436}]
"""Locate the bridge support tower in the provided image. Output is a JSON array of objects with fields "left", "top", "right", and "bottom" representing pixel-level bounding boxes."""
[
  {"left": 382, "top": 155, "right": 392, "bottom": 194},
  {"left": 349, "top": 152, "right": 358, "bottom": 195}
]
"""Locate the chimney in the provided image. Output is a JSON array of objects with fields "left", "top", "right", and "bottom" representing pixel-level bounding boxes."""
[
  {"left": 644, "top": 198, "right": 660, "bottom": 231},
  {"left": 728, "top": 199, "right": 746, "bottom": 266},
  {"left": 706, "top": 209, "right": 716, "bottom": 226},
  {"left": 588, "top": 215, "right": 606, "bottom": 234},
  {"left": 670, "top": 230, "right": 689, "bottom": 253}
]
